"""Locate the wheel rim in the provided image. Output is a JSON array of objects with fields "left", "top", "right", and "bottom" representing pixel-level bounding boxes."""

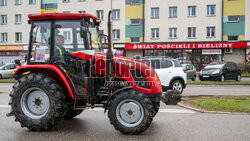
[
  {"left": 238, "top": 75, "right": 241, "bottom": 81},
  {"left": 172, "top": 81, "right": 183, "bottom": 92},
  {"left": 116, "top": 99, "right": 144, "bottom": 128},
  {"left": 21, "top": 88, "right": 50, "bottom": 119}
]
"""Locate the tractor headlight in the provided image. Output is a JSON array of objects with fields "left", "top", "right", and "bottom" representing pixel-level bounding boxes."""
[{"left": 212, "top": 70, "right": 220, "bottom": 74}]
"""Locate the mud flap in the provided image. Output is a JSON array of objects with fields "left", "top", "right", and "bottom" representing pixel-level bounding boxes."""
[{"left": 161, "top": 90, "right": 181, "bottom": 105}]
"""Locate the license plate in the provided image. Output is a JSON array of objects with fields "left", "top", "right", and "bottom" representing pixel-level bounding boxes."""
[{"left": 203, "top": 75, "right": 209, "bottom": 78}]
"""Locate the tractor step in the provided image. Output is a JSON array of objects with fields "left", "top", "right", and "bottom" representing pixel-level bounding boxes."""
[{"left": 74, "top": 95, "right": 88, "bottom": 110}]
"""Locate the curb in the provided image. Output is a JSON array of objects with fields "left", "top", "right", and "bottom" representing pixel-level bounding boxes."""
[
  {"left": 177, "top": 102, "right": 250, "bottom": 115},
  {"left": 187, "top": 83, "right": 250, "bottom": 86}
]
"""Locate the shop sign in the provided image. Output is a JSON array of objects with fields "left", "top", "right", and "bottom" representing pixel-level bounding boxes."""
[
  {"left": 202, "top": 49, "right": 222, "bottom": 55},
  {"left": 125, "top": 42, "right": 248, "bottom": 50},
  {"left": 0, "top": 45, "right": 24, "bottom": 51}
]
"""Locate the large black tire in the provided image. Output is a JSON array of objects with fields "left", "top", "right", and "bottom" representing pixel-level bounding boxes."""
[
  {"left": 108, "top": 90, "right": 154, "bottom": 135},
  {"left": 64, "top": 105, "right": 83, "bottom": 120},
  {"left": 9, "top": 73, "right": 67, "bottom": 131},
  {"left": 171, "top": 80, "right": 184, "bottom": 94}
]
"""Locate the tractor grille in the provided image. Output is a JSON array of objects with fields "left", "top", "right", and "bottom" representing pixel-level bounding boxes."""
[{"left": 130, "top": 69, "right": 150, "bottom": 89}]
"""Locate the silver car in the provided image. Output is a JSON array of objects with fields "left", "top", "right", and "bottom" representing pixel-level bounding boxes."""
[
  {"left": 0, "top": 63, "right": 17, "bottom": 79},
  {"left": 181, "top": 64, "right": 196, "bottom": 81}
]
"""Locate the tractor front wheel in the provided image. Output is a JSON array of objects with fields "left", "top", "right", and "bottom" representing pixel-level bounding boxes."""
[
  {"left": 108, "top": 90, "right": 154, "bottom": 135},
  {"left": 9, "top": 73, "right": 67, "bottom": 131}
]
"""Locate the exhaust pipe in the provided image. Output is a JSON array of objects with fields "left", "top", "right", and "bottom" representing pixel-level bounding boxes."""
[{"left": 106, "top": 10, "right": 114, "bottom": 82}]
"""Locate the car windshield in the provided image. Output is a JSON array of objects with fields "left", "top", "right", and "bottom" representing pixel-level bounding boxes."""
[
  {"left": 204, "top": 64, "right": 224, "bottom": 69},
  {"left": 181, "top": 64, "right": 186, "bottom": 68}
]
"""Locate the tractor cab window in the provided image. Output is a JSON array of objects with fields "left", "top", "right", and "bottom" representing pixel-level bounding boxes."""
[
  {"left": 29, "top": 21, "right": 51, "bottom": 63},
  {"left": 54, "top": 20, "right": 86, "bottom": 56}
]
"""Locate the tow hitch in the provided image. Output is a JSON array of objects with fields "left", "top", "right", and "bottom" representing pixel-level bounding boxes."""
[{"left": 161, "top": 90, "right": 181, "bottom": 105}]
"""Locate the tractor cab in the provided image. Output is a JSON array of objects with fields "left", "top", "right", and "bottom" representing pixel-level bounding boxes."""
[{"left": 28, "top": 13, "right": 102, "bottom": 64}]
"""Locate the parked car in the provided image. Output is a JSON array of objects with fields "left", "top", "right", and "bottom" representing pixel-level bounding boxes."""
[
  {"left": 0, "top": 63, "right": 17, "bottom": 79},
  {"left": 181, "top": 64, "right": 196, "bottom": 81},
  {"left": 140, "top": 57, "right": 187, "bottom": 94},
  {"left": 199, "top": 62, "right": 241, "bottom": 82}
]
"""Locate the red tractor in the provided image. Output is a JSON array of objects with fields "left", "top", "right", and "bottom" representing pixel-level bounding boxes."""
[{"left": 7, "top": 12, "right": 180, "bottom": 134}]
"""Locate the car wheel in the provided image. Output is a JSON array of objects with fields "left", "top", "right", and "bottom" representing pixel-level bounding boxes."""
[
  {"left": 220, "top": 75, "right": 225, "bottom": 82},
  {"left": 0, "top": 74, "right": 2, "bottom": 79},
  {"left": 191, "top": 75, "right": 196, "bottom": 81},
  {"left": 236, "top": 74, "right": 241, "bottom": 82},
  {"left": 171, "top": 80, "right": 184, "bottom": 94}
]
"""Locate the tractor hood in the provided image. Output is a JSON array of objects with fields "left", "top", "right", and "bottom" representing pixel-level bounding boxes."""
[{"left": 95, "top": 53, "right": 162, "bottom": 94}]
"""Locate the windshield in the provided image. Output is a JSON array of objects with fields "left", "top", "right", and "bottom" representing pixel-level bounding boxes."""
[{"left": 204, "top": 64, "right": 224, "bottom": 69}]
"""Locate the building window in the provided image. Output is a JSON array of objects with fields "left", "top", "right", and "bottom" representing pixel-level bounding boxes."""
[
  {"left": 97, "top": 10, "right": 104, "bottom": 20},
  {"left": 151, "top": 8, "right": 159, "bottom": 19},
  {"left": 131, "top": 37, "right": 140, "bottom": 43},
  {"left": 127, "top": 0, "right": 140, "bottom": 5},
  {"left": 151, "top": 28, "right": 159, "bottom": 39},
  {"left": 207, "top": 5, "right": 215, "bottom": 16},
  {"left": 99, "top": 30, "right": 104, "bottom": 40},
  {"left": 130, "top": 19, "right": 141, "bottom": 25},
  {"left": 169, "top": 7, "right": 177, "bottom": 18},
  {"left": 228, "top": 36, "right": 238, "bottom": 41},
  {"left": 63, "top": 31, "right": 71, "bottom": 41},
  {"left": 63, "top": 11, "right": 70, "bottom": 13},
  {"left": 62, "top": 0, "right": 70, "bottom": 3},
  {"left": 207, "top": 27, "right": 215, "bottom": 37},
  {"left": 15, "top": 0, "right": 21, "bottom": 5},
  {"left": 169, "top": 28, "right": 177, "bottom": 38},
  {"left": 112, "top": 9, "right": 120, "bottom": 20},
  {"left": 78, "top": 11, "right": 86, "bottom": 13},
  {"left": 1, "top": 15, "right": 7, "bottom": 25},
  {"left": 113, "top": 29, "right": 120, "bottom": 40},
  {"left": 188, "top": 6, "right": 196, "bottom": 17},
  {"left": 188, "top": 27, "right": 196, "bottom": 38},
  {"left": 29, "top": 0, "right": 36, "bottom": 4},
  {"left": 228, "top": 16, "right": 240, "bottom": 22},
  {"left": 15, "top": 32, "right": 22, "bottom": 42},
  {"left": 15, "top": 14, "right": 21, "bottom": 24},
  {"left": 45, "top": 4, "right": 54, "bottom": 10},
  {"left": 0, "top": 0, "right": 7, "bottom": 6},
  {"left": 1, "top": 33, "right": 7, "bottom": 42}
]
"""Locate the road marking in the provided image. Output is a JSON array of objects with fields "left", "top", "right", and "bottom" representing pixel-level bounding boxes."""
[
  {"left": 0, "top": 105, "right": 195, "bottom": 114},
  {"left": 0, "top": 105, "right": 11, "bottom": 108}
]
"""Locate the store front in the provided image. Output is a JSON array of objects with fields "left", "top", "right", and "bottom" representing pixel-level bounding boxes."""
[
  {"left": 125, "top": 42, "right": 248, "bottom": 70},
  {"left": 0, "top": 45, "right": 28, "bottom": 65}
]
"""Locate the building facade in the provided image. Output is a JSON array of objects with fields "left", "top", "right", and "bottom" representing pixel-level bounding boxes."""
[{"left": 0, "top": 0, "right": 249, "bottom": 71}]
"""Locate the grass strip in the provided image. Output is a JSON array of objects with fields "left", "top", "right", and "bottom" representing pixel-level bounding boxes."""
[
  {"left": 193, "top": 96, "right": 250, "bottom": 112},
  {"left": 0, "top": 79, "right": 17, "bottom": 83},
  {"left": 242, "top": 73, "right": 250, "bottom": 77},
  {"left": 187, "top": 81, "right": 250, "bottom": 85}
]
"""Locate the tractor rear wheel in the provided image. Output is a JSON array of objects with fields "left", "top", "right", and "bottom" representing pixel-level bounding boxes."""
[
  {"left": 108, "top": 90, "right": 154, "bottom": 135},
  {"left": 9, "top": 73, "right": 67, "bottom": 131}
]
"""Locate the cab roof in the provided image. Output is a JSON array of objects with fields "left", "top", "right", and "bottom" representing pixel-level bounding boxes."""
[{"left": 28, "top": 13, "right": 101, "bottom": 23}]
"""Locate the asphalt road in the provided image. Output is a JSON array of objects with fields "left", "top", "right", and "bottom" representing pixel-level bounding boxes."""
[{"left": 0, "top": 83, "right": 250, "bottom": 140}]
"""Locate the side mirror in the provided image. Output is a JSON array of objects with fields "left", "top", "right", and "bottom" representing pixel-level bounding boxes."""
[
  {"left": 14, "top": 59, "right": 21, "bottom": 66},
  {"left": 80, "top": 27, "right": 88, "bottom": 38}
]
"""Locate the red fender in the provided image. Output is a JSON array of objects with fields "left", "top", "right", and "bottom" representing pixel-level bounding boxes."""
[{"left": 14, "top": 64, "right": 75, "bottom": 100}]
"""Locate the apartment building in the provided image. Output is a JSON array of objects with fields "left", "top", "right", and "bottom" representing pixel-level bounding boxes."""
[{"left": 0, "top": 0, "right": 249, "bottom": 71}]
